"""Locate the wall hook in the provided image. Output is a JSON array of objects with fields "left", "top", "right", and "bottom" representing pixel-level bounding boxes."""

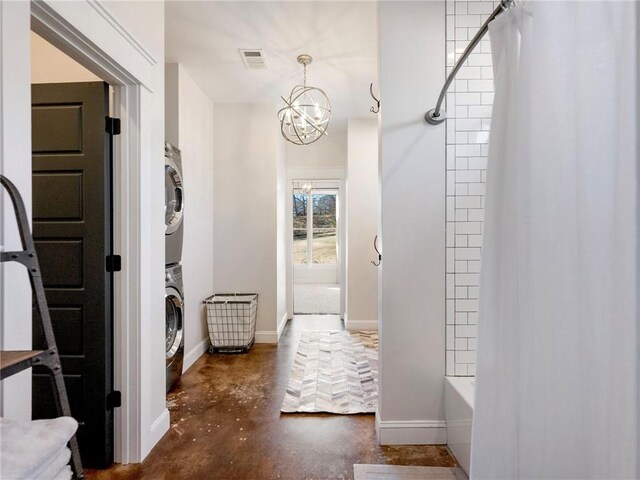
[
  {"left": 369, "top": 83, "right": 381, "bottom": 114},
  {"left": 371, "top": 235, "right": 382, "bottom": 267}
]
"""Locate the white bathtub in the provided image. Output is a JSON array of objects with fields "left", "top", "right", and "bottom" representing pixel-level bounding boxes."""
[{"left": 444, "top": 376, "right": 474, "bottom": 476}]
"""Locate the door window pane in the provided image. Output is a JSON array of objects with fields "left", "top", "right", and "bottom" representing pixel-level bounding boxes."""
[
  {"left": 293, "top": 230, "right": 307, "bottom": 264},
  {"left": 312, "top": 228, "right": 336, "bottom": 264},
  {"left": 312, "top": 194, "right": 336, "bottom": 228},
  {"left": 293, "top": 194, "right": 307, "bottom": 229}
]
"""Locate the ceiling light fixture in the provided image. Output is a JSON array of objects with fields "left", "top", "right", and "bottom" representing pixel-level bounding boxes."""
[
  {"left": 293, "top": 181, "right": 313, "bottom": 195},
  {"left": 278, "top": 54, "right": 331, "bottom": 146}
]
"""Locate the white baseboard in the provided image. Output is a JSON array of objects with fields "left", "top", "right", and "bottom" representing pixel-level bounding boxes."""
[
  {"left": 182, "top": 336, "right": 210, "bottom": 373},
  {"left": 256, "top": 311, "right": 289, "bottom": 344},
  {"left": 346, "top": 318, "right": 378, "bottom": 331},
  {"left": 254, "top": 330, "right": 278, "bottom": 343},
  {"left": 277, "top": 311, "right": 289, "bottom": 341},
  {"left": 143, "top": 408, "right": 170, "bottom": 460},
  {"left": 376, "top": 417, "right": 447, "bottom": 445}
]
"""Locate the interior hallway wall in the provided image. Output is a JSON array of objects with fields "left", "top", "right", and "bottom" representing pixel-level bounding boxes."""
[
  {"left": 346, "top": 118, "right": 378, "bottom": 331},
  {"left": 377, "top": 0, "right": 447, "bottom": 445},
  {"left": 165, "top": 63, "right": 215, "bottom": 371},
  {"left": 276, "top": 128, "right": 288, "bottom": 333},
  {"left": 285, "top": 130, "right": 346, "bottom": 167},
  {"left": 213, "top": 103, "right": 286, "bottom": 342},
  {"left": 0, "top": 0, "right": 168, "bottom": 461},
  {"left": 0, "top": 0, "right": 32, "bottom": 423}
]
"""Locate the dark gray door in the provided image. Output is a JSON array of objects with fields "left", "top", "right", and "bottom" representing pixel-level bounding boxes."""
[{"left": 31, "top": 82, "right": 114, "bottom": 468}]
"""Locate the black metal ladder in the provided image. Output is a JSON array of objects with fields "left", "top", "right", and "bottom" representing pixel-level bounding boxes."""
[{"left": 0, "top": 174, "right": 84, "bottom": 479}]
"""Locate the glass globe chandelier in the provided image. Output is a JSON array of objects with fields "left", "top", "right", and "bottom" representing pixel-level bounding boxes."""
[{"left": 278, "top": 54, "right": 331, "bottom": 146}]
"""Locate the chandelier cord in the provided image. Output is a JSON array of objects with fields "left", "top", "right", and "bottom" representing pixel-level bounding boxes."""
[{"left": 303, "top": 63, "right": 307, "bottom": 87}]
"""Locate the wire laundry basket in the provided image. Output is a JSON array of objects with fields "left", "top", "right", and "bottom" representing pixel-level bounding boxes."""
[{"left": 203, "top": 293, "right": 258, "bottom": 353}]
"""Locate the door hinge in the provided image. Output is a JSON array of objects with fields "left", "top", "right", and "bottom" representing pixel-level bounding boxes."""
[
  {"left": 107, "top": 391, "right": 122, "bottom": 409},
  {"left": 106, "top": 255, "right": 121, "bottom": 272},
  {"left": 105, "top": 116, "right": 121, "bottom": 135}
]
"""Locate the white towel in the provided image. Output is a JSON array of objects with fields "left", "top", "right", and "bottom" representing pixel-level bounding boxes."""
[
  {"left": 0, "top": 417, "right": 78, "bottom": 480},
  {"left": 28, "top": 447, "right": 70, "bottom": 480},
  {"left": 51, "top": 465, "right": 72, "bottom": 480}
]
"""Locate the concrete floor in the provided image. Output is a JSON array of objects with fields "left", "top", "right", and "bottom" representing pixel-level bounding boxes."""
[{"left": 87, "top": 316, "right": 456, "bottom": 479}]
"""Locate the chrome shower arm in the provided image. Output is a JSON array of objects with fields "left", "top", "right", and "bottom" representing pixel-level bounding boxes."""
[{"left": 425, "top": 0, "right": 513, "bottom": 125}]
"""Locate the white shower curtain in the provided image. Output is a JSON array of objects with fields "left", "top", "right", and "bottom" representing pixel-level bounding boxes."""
[{"left": 471, "top": 2, "right": 639, "bottom": 479}]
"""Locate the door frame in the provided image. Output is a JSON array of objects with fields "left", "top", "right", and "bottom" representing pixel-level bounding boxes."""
[
  {"left": 30, "top": 1, "right": 155, "bottom": 464},
  {"left": 286, "top": 166, "right": 346, "bottom": 318},
  {"left": 292, "top": 184, "right": 341, "bottom": 284},
  {"left": 31, "top": 81, "right": 115, "bottom": 467}
]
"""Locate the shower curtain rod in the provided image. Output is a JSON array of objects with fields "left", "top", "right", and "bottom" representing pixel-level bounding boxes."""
[{"left": 425, "top": 0, "right": 513, "bottom": 125}]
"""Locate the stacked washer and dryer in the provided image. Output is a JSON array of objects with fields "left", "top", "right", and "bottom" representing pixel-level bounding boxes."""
[{"left": 165, "top": 143, "right": 185, "bottom": 392}]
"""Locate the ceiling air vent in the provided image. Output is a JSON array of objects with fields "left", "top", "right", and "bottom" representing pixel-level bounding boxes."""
[{"left": 239, "top": 49, "right": 268, "bottom": 70}]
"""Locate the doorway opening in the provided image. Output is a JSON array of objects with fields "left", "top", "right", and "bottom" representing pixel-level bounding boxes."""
[
  {"left": 30, "top": 30, "right": 116, "bottom": 468},
  {"left": 28, "top": 3, "right": 151, "bottom": 464},
  {"left": 292, "top": 181, "right": 341, "bottom": 315}
]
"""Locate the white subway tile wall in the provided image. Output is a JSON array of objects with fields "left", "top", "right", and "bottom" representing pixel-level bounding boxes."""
[{"left": 445, "top": 0, "right": 496, "bottom": 377}]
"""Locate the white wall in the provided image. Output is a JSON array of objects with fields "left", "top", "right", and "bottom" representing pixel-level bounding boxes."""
[
  {"left": 0, "top": 0, "right": 167, "bottom": 462},
  {"left": 346, "top": 118, "right": 378, "bottom": 331},
  {"left": 31, "top": 31, "right": 101, "bottom": 83},
  {"left": 0, "top": 0, "right": 33, "bottom": 423},
  {"left": 165, "top": 63, "right": 215, "bottom": 371},
  {"left": 101, "top": 1, "right": 165, "bottom": 60},
  {"left": 376, "top": 1, "right": 447, "bottom": 445},
  {"left": 285, "top": 130, "right": 346, "bottom": 167},
  {"left": 276, "top": 130, "right": 288, "bottom": 335},
  {"left": 164, "top": 63, "right": 179, "bottom": 148},
  {"left": 212, "top": 103, "right": 285, "bottom": 343}
]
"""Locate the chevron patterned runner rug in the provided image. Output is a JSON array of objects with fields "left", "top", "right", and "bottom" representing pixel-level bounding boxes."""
[{"left": 281, "top": 330, "right": 378, "bottom": 414}]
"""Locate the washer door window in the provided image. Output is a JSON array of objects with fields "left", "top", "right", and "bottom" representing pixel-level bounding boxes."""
[
  {"left": 165, "top": 287, "right": 184, "bottom": 360},
  {"left": 165, "top": 159, "right": 183, "bottom": 235}
]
